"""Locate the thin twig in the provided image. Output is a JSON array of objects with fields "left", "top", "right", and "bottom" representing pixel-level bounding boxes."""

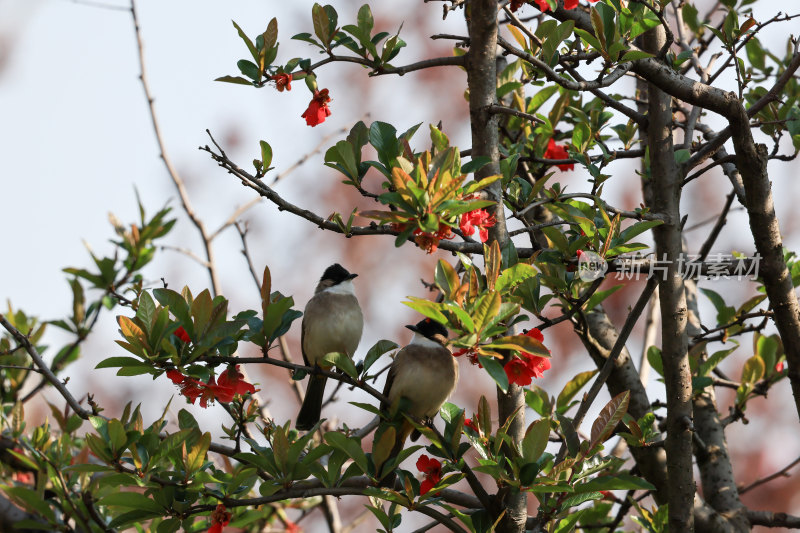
[
  {"left": 130, "top": 0, "right": 221, "bottom": 296},
  {"left": 739, "top": 455, "right": 800, "bottom": 494},
  {"left": 558, "top": 276, "right": 659, "bottom": 461},
  {"left": 0, "top": 315, "right": 91, "bottom": 419}
]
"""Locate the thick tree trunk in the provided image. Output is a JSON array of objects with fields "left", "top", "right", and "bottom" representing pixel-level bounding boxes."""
[{"left": 643, "top": 25, "right": 695, "bottom": 533}]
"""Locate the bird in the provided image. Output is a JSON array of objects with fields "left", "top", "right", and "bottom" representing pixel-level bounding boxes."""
[
  {"left": 295, "top": 263, "right": 364, "bottom": 431},
  {"left": 375, "top": 318, "right": 458, "bottom": 480}
]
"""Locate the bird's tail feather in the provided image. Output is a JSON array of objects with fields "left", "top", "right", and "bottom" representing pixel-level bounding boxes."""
[{"left": 296, "top": 375, "right": 327, "bottom": 430}]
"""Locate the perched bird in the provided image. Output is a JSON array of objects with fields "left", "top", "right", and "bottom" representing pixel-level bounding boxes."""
[
  {"left": 296, "top": 264, "right": 363, "bottom": 431},
  {"left": 376, "top": 318, "right": 458, "bottom": 479}
]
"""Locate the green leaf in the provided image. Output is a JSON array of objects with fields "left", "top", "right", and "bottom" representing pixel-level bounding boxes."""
[
  {"left": 479, "top": 355, "right": 508, "bottom": 393},
  {"left": 557, "top": 370, "right": 598, "bottom": 410},
  {"left": 362, "top": 340, "right": 399, "bottom": 374},
  {"left": 312, "top": 3, "right": 331, "bottom": 45},
  {"left": 495, "top": 263, "right": 538, "bottom": 294},
  {"left": 237, "top": 59, "right": 260, "bottom": 81},
  {"left": 620, "top": 50, "right": 653, "bottom": 62},
  {"left": 232, "top": 20, "right": 258, "bottom": 62},
  {"left": 646, "top": 346, "right": 663, "bottom": 377},
  {"left": 321, "top": 351, "right": 359, "bottom": 379},
  {"left": 4, "top": 487, "right": 56, "bottom": 521},
  {"left": 215, "top": 75, "right": 253, "bottom": 86},
  {"left": 403, "top": 297, "right": 448, "bottom": 324},
  {"left": 96, "top": 356, "right": 148, "bottom": 369},
  {"left": 324, "top": 432, "right": 368, "bottom": 474},
  {"left": 576, "top": 473, "right": 655, "bottom": 492},
  {"left": 741, "top": 355, "right": 765, "bottom": 384},
  {"left": 521, "top": 418, "right": 550, "bottom": 463},
  {"left": 260, "top": 141, "right": 273, "bottom": 170},
  {"left": 98, "top": 492, "right": 164, "bottom": 514}
]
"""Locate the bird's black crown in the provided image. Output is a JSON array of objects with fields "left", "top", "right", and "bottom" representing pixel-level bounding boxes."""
[
  {"left": 320, "top": 263, "right": 357, "bottom": 284},
  {"left": 407, "top": 318, "right": 449, "bottom": 341}
]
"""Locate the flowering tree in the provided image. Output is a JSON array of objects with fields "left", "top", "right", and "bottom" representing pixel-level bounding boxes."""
[{"left": 2, "top": 0, "right": 800, "bottom": 532}]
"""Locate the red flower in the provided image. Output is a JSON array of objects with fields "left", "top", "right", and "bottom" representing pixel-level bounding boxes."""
[
  {"left": 167, "top": 369, "right": 186, "bottom": 384},
  {"left": 168, "top": 366, "right": 257, "bottom": 408},
  {"left": 285, "top": 521, "right": 302, "bottom": 533},
  {"left": 452, "top": 348, "right": 481, "bottom": 367},
  {"left": 776, "top": 360, "right": 786, "bottom": 373},
  {"left": 522, "top": 352, "right": 551, "bottom": 379},
  {"left": 505, "top": 357, "right": 536, "bottom": 387},
  {"left": 208, "top": 503, "right": 231, "bottom": 533},
  {"left": 416, "top": 455, "right": 442, "bottom": 495},
  {"left": 12, "top": 471, "right": 34, "bottom": 484},
  {"left": 543, "top": 138, "right": 574, "bottom": 171},
  {"left": 175, "top": 326, "right": 191, "bottom": 343},
  {"left": 218, "top": 365, "right": 258, "bottom": 397},
  {"left": 301, "top": 88, "right": 332, "bottom": 127},
  {"left": 459, "top": 209, "right": 496, "bottom": 242},
  {"left": 533, "top": 0, "right": 549, "bottom": 10},
  {"left": 271, "top": 72, "right": 292, "bottom": 92},
  {"left": 524, "top": 328, "right": 545, "bottom": 343},
  {"left": 564, "top": 0, "right": 579, "bottom": 8},
  {"left": 464, "top": 415, "right": 479, "bottom": 432},
  {"left": 510, "top": 0, "right": 526, "bottom": 11},
  {"left": 413, "top": 230, "right": 440, "bottom": 254}
]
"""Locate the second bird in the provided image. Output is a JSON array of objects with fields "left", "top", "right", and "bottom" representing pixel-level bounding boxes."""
[
  {"left": 378, "top": 318, "right": 458, "bottom": 476},
  {"left": 296, "top": 264, "right": 363, "bottom": 431}
]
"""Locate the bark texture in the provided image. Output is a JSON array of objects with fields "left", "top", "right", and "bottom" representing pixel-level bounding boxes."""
[{"left": 644, "top": 25, "right": 695, "bottom": 533}]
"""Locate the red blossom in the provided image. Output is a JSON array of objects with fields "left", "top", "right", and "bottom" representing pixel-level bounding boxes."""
[
  {"left": 505, "top": 357, "right": 536, "bottom": 386},
  {"left": 776, "top": 360, "right": 786, "bottom": 373},
  {"left": 543, "top": 138, "right": 574, "bottom": 171},
  {"left": 167, "top": 369, "right": 186, "bottom": 384},
  {"left": 168, "top": 366, "right": 257, "bottom": 408},
  {"left": 218, "top": 365, "right": 258, "bottom": 397},
  {"left": 533, "top": 0, "right": 550, "bottom": 10},
  {"left": 301, "top": 88, "right": 332, "bottom": 127},
  {"left": 510, "top": 0, "right": 526, "bottom": 11},
  {"left": 464, "top": 415, "right": 479, "bottom": 432},
  {"left": 285, "top": 521, "right": 302, "bottom": 533},
  {"left": 271, "top": 72, "right": 292, "bottom": 92},
  {"left": 413, "top": 230, "right": 441, "bottom": 254},
  {"left": 416, "top": 454, "right": 442, "bottom": 495},
  {"left": 12, "top": 471, "right": 34, "bottom": 484},
  {"left": 524, "top": 328, "right": 545, "bottom": 343},
  {"left": 523, "top": 352, "right": 552, "bottom": 379},
  {"left": 208, "top": 503, "right": 231, "bottom": 533},
  {"left": 452, "top": 348, "right": 481, "bottom": 367},
  {"left": 175, "top": 326, "right": 191, "bottom": 343},
  {"left": 459, "top": 209, "right": 496, "bottom": 242},
  {"left": 564, "top": 0, "right": 579, "bottom": 8}
]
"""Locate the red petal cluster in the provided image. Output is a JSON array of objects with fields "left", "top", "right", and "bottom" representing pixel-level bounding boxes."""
[
  {"left": 301, "top": 88, "right": 332, "bottom": 127},
  {"left": 503, "top": 328, "right": 551, "bottom": 387},
  {"left": 271, "top": 73, "right": 292, "bottom": 92},
  {"left": 533, "top": 0, "right": 599, "bottom": 12},
  {"left": 174, "top": 326, "right": 191, "bottom": 344},
  {"left": 167, "top": 365, "right": 257, "bottom": 408},
  {"left": 208, "top": 503, "right": 231, "bottom": 533},
  {"left": 416, "top": 454, "right": 443, "bottom": 495},
  {"left": 464, "top": 414, "right": 479, "bottom": 432},
  {"left": 459, "top": 209, "right": 496, "bottom": 242},
  {"left": 413, "top": 223, "right": 454, "bottom": 254},
  {"left": 452, "top": 348, "right": 481, "bottom": 367},
  {"left": 543, "top": 138, "right": 574, "bottom": 171}
]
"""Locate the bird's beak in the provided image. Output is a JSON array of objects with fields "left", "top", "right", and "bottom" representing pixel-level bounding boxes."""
[
  {"left": 405, "top": 324, "right": 419, "bottom": 333},
  {"left": 346, "top": 273, "right": 359, "bottom": 280}
]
